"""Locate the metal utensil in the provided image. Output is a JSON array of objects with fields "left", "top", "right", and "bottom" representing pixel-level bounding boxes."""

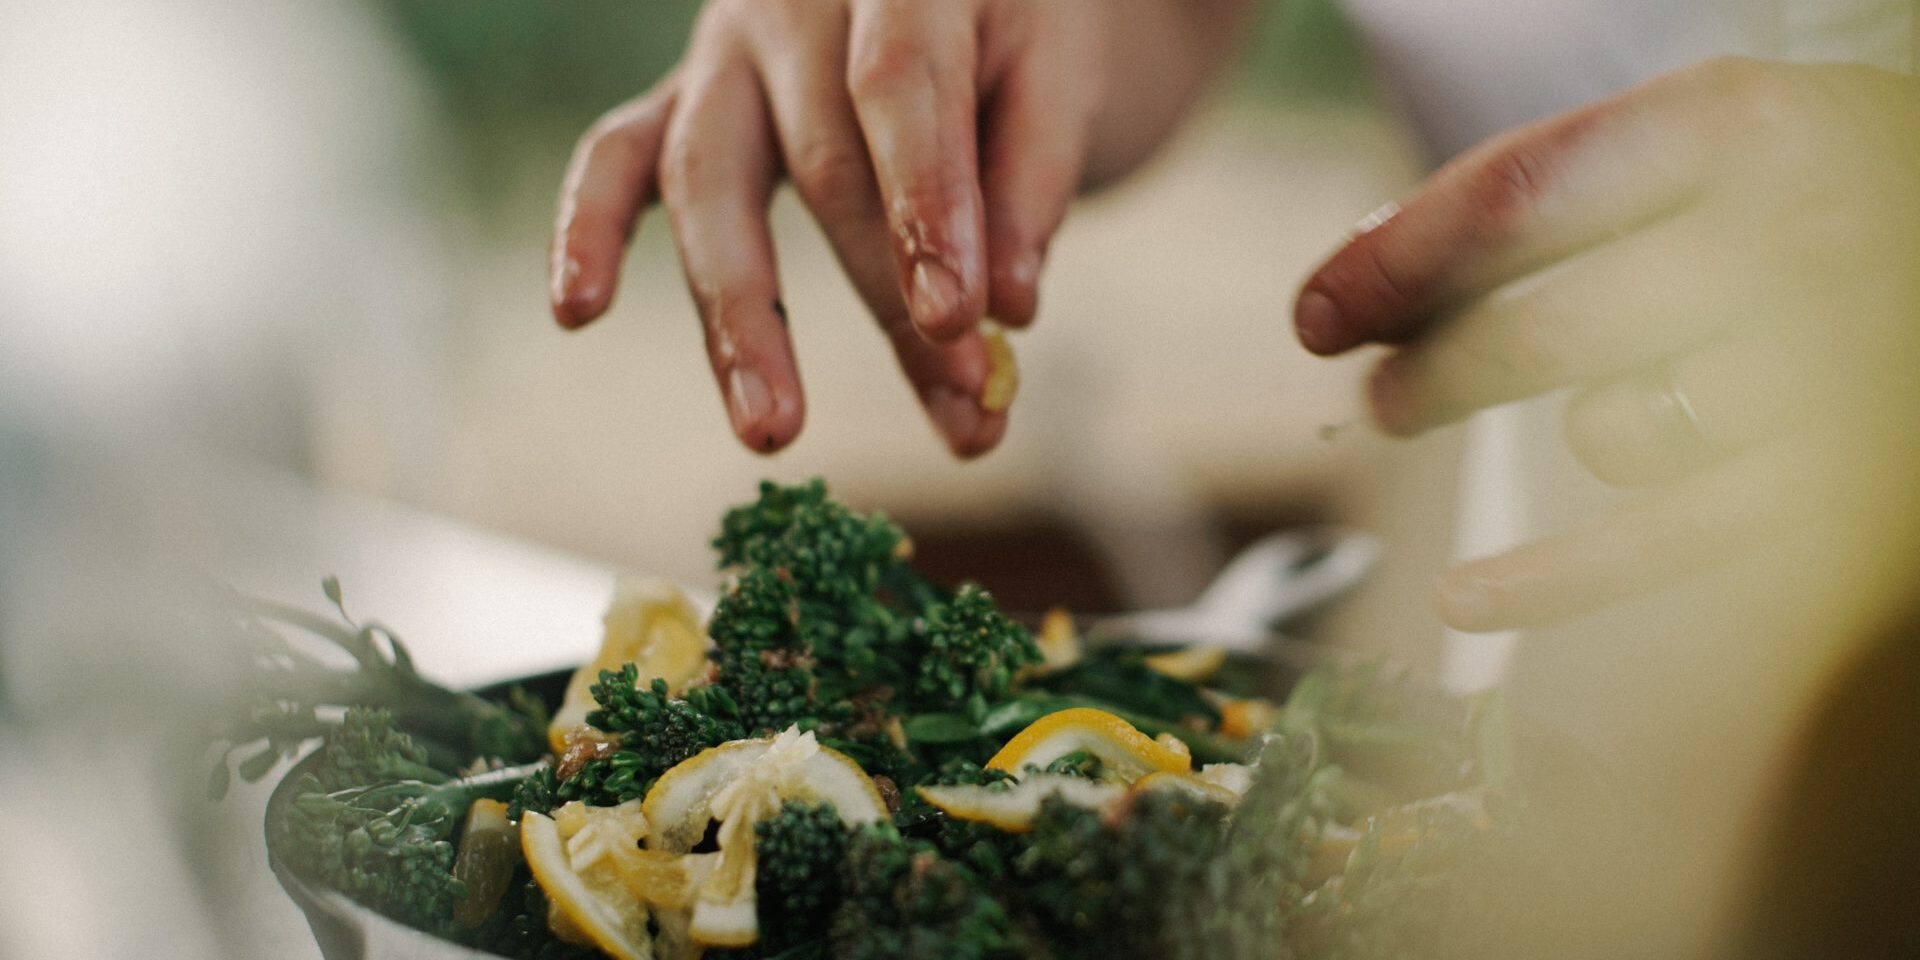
[{"left": 1087, "top": 527, "right": 1380, "bottom": 654}]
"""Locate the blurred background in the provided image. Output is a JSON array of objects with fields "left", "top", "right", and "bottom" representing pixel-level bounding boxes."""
[
  {"left": 0, "top": 0, "right": 1459, "bottom": 636},
  {"left": 5, "top": 3, "right": 1916, "bottom": 959}
]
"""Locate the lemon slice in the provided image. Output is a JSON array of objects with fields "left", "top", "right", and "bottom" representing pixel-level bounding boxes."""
[
  {"left": 452, "top": 799, "right": 521, "bottom": 929},
  {"left": 986, "top": 707, "right": 1192, "bottom": 782},
  {"left": 1032, "top": 608, "right": 1082, "bottom": 674},
  {"left": 1217, "top": 697, "right": 1279, "bottom": 739},
  {"left": 917, "top": 775, "right": 1127, "bottom": 831},
  {"left": 642, "top": 728, "right": 888, "bottom": 947},
  {"left": 550, "top": 579, "right": 711, "bottom": 753},
  {"left": 1195, "top": 762, "right": 1254, "bottom": 798},
  {"left": 1130, "top": 771, "right": 1242, "bottom": 807},
  {"left": 521, "top": 805, "right": 654, "bottom": 960},
  {"left": 1142, "top": 646, "right": 1228, "bottom": 682},
  {"left": 980, "top": 323, "right": 1019, "bottom": 413}
]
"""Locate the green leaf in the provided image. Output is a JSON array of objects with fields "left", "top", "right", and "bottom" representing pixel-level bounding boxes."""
[{"left": 903, "top": 712, "right": 983, "bottom": 745}]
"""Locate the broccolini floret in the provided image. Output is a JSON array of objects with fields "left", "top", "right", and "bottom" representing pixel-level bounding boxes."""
[
  {"left": 212, "top": 579, "right": 545, "bottom": 799},
  {"left": 1008, "top": 791, "right": 1236, "bottom": 960},
  {"left": 313, "top": 706, "right": 447, "bottom": 791},
  {"left": 832, "top": 825, "right": 1022, "bottom": 960},
  {"left": 907, "top": 585, "right": 1040, "bottom": 713},
  {"left": 277, "top": 710, "right": 530, "bottom": 937},
  {"left": 714, "top": 478, "right": 909, "bottom": 607},
  {"left": 512, "top": 668, "right": 750, "bottom": 814},
  {"left": 587, "top": 668, "right": 746, "bottom": 777},
  {"left": 704, "top": 481, "right": 1042, "bottom": 774},
  {"left": 710, "top": 801, "right": 855, "bottom": 959},
  {"left": 1175, "top": 732, "right": 1330, "bottom": 960},
  {"left": 710, "top": 566, "right": 829, "bottom": 733}
]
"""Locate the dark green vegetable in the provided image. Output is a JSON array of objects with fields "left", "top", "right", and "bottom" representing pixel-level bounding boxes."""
[
  {"left": 211, "top": 578, "right": 546, "bottom": 799},
  {"left": 712, "top": 802, "right": 855, "bottom": 959},
  {"left": 1009, "top": 791, "right": 1236, "bottom": 960},
  {"left": 702, "top": 480, "right": 1044, "bottom": 787},
  {"left": 906, "top": 585, "right": 1041, "bottom": 713},
  {"left": 276, "top": 709, "right": 536, "bottom": 938},
  {"left": 831, "top": 825, "right": 1022, "bottom": 960}
]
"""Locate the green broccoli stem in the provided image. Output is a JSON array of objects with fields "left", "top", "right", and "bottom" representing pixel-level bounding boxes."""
[{"left": 326, "top": 761, "right": 544, "bottom": 820}]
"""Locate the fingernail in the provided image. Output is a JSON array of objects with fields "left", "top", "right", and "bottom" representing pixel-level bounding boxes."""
[
  {"left": 1008, "top": 250, "right": 1040, "bottom": 289},
  {"left": 912, "top": 260, "right": 966, "bottom": 335},
  {"left": 728, "top": 367, "right": 773, "bottom": 431},
  {"left": 926, "top": 385, "right": 983, "bottom": 450},
  {"left": 1295, "top": 290, "right": 1344, "bottom": 354}
]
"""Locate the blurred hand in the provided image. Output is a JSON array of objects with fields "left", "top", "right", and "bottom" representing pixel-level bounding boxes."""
[
  {"left": 549, "top": 0, "right": 1250, "bottom": 457},
  {"left": 1294, "top": 58, "right": 1920, "bottom": 631}
]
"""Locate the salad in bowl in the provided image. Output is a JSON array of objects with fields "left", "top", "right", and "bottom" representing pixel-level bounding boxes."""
[{"left": 220, "top": 480, "right": 1525, "bottom": 960}]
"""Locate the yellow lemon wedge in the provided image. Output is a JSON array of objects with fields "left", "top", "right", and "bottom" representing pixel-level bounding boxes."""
[
  {"left": 1217, "top": 697, "right": 1279, "bottom": 740},
  {"left": 521, "top": 804, "right": 654, "bottom": 960},
  {"left": 1129, "top": 771, "right": 1243, "bottom": 807},
  {"left": 986, "top": 707, "right": 1192, "bottom": 782},
  {"left": 979, "top": 323, "right": 1019, "bottom": 413},
  {"left": 1142, "top": 646, "right": 1229, "bottom": 683},
  {"left": 1194, "top": 762, "right": 1254, "bottom": 798},
  {"left": 549, "top": 579, "right": 711, "bottom": 753},
  {"left": 1033, "top": 608, "right": 1083, "bottom": 674},
  {"left": 451, "top": 799, "right": 521, "bottom": 930},
  {"left": 916, "top": 775, "right": 1128, "bottom": 832},
  {"left": 642, "top": 728, "right": 888, "bottom": 947}
]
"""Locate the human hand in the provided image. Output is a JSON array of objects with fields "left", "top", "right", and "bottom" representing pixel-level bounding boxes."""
[
  {"left": 1293, "top": 58, "right": 1920, "bottom": 631},
  {"left": 548, "top": 0, "right": 1250, "bottom": 457}
]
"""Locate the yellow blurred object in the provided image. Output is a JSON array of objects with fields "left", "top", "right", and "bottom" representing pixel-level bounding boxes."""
[
  {"left": 1033, "top": 608, "right": 1083, "bottom": 674},
  {"left": 917, "top": 775, "right": 1128, "bottom": 831},
  {"left": 1218, "top": 697, "right": 1279, "bottom": 739},
  {"left": 986, "top": 707, "right": 1191, "bottom": 781},
  {"left": 1143, "top": 646, "right": 1228, "bottom": 682},
  {"left": 1130, "top": 770, "right": 1242, "bottom": 807},
  {"left": 549, "top": 578, "right": 711, "bottom": 754},
  {"left": 643, "top": 728, "right": 888, "bottom": 947},
  {"left": 979, "top": 323, "right": 1019, "bottom": 413}
]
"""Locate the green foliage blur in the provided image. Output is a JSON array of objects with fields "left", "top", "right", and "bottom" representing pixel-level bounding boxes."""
[{"left": 362, "top": 0, "right": 1369, "bottom": 218}]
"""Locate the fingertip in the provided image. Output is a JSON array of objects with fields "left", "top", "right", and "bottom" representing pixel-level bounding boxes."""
[
  {"left": 549, "top": 251, "right": 615, "bottom": 330},
  {"left": 987, "top": 249, "right": 1041, "bottom": 327},
  {"left": 1294, "top": 287, "right": 1350, "bottom": 356},
  {"left": 554, "top": 286, "right": 612, "bottom": 331},
  {"left": 727, "top": 365, "right": 806, "bottom": 456},
  {"left": 1433, "top": 568, "right": 1500, "bottom": 632},
  {"left": 924, "top": 385, "right": 1006, "bottom": 459},
  {"left": 952, "top": 411, "right": 1008, "bottom": 459}
]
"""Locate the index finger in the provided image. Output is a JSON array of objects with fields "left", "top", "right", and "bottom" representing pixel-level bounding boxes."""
[
  {"left": 551, "top": 78, "right": 679, "bottom": 329},
  {"left": 1294, "top": 67, "right": 1719, "bottom": 356},
  {"left": 846, "top": 0, "right": 988, "bottom": 343}
]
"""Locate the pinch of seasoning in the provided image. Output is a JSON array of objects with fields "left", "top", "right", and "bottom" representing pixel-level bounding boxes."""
[{"left": 980, "top": 323, "right": 1020, "bottom": 413}]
